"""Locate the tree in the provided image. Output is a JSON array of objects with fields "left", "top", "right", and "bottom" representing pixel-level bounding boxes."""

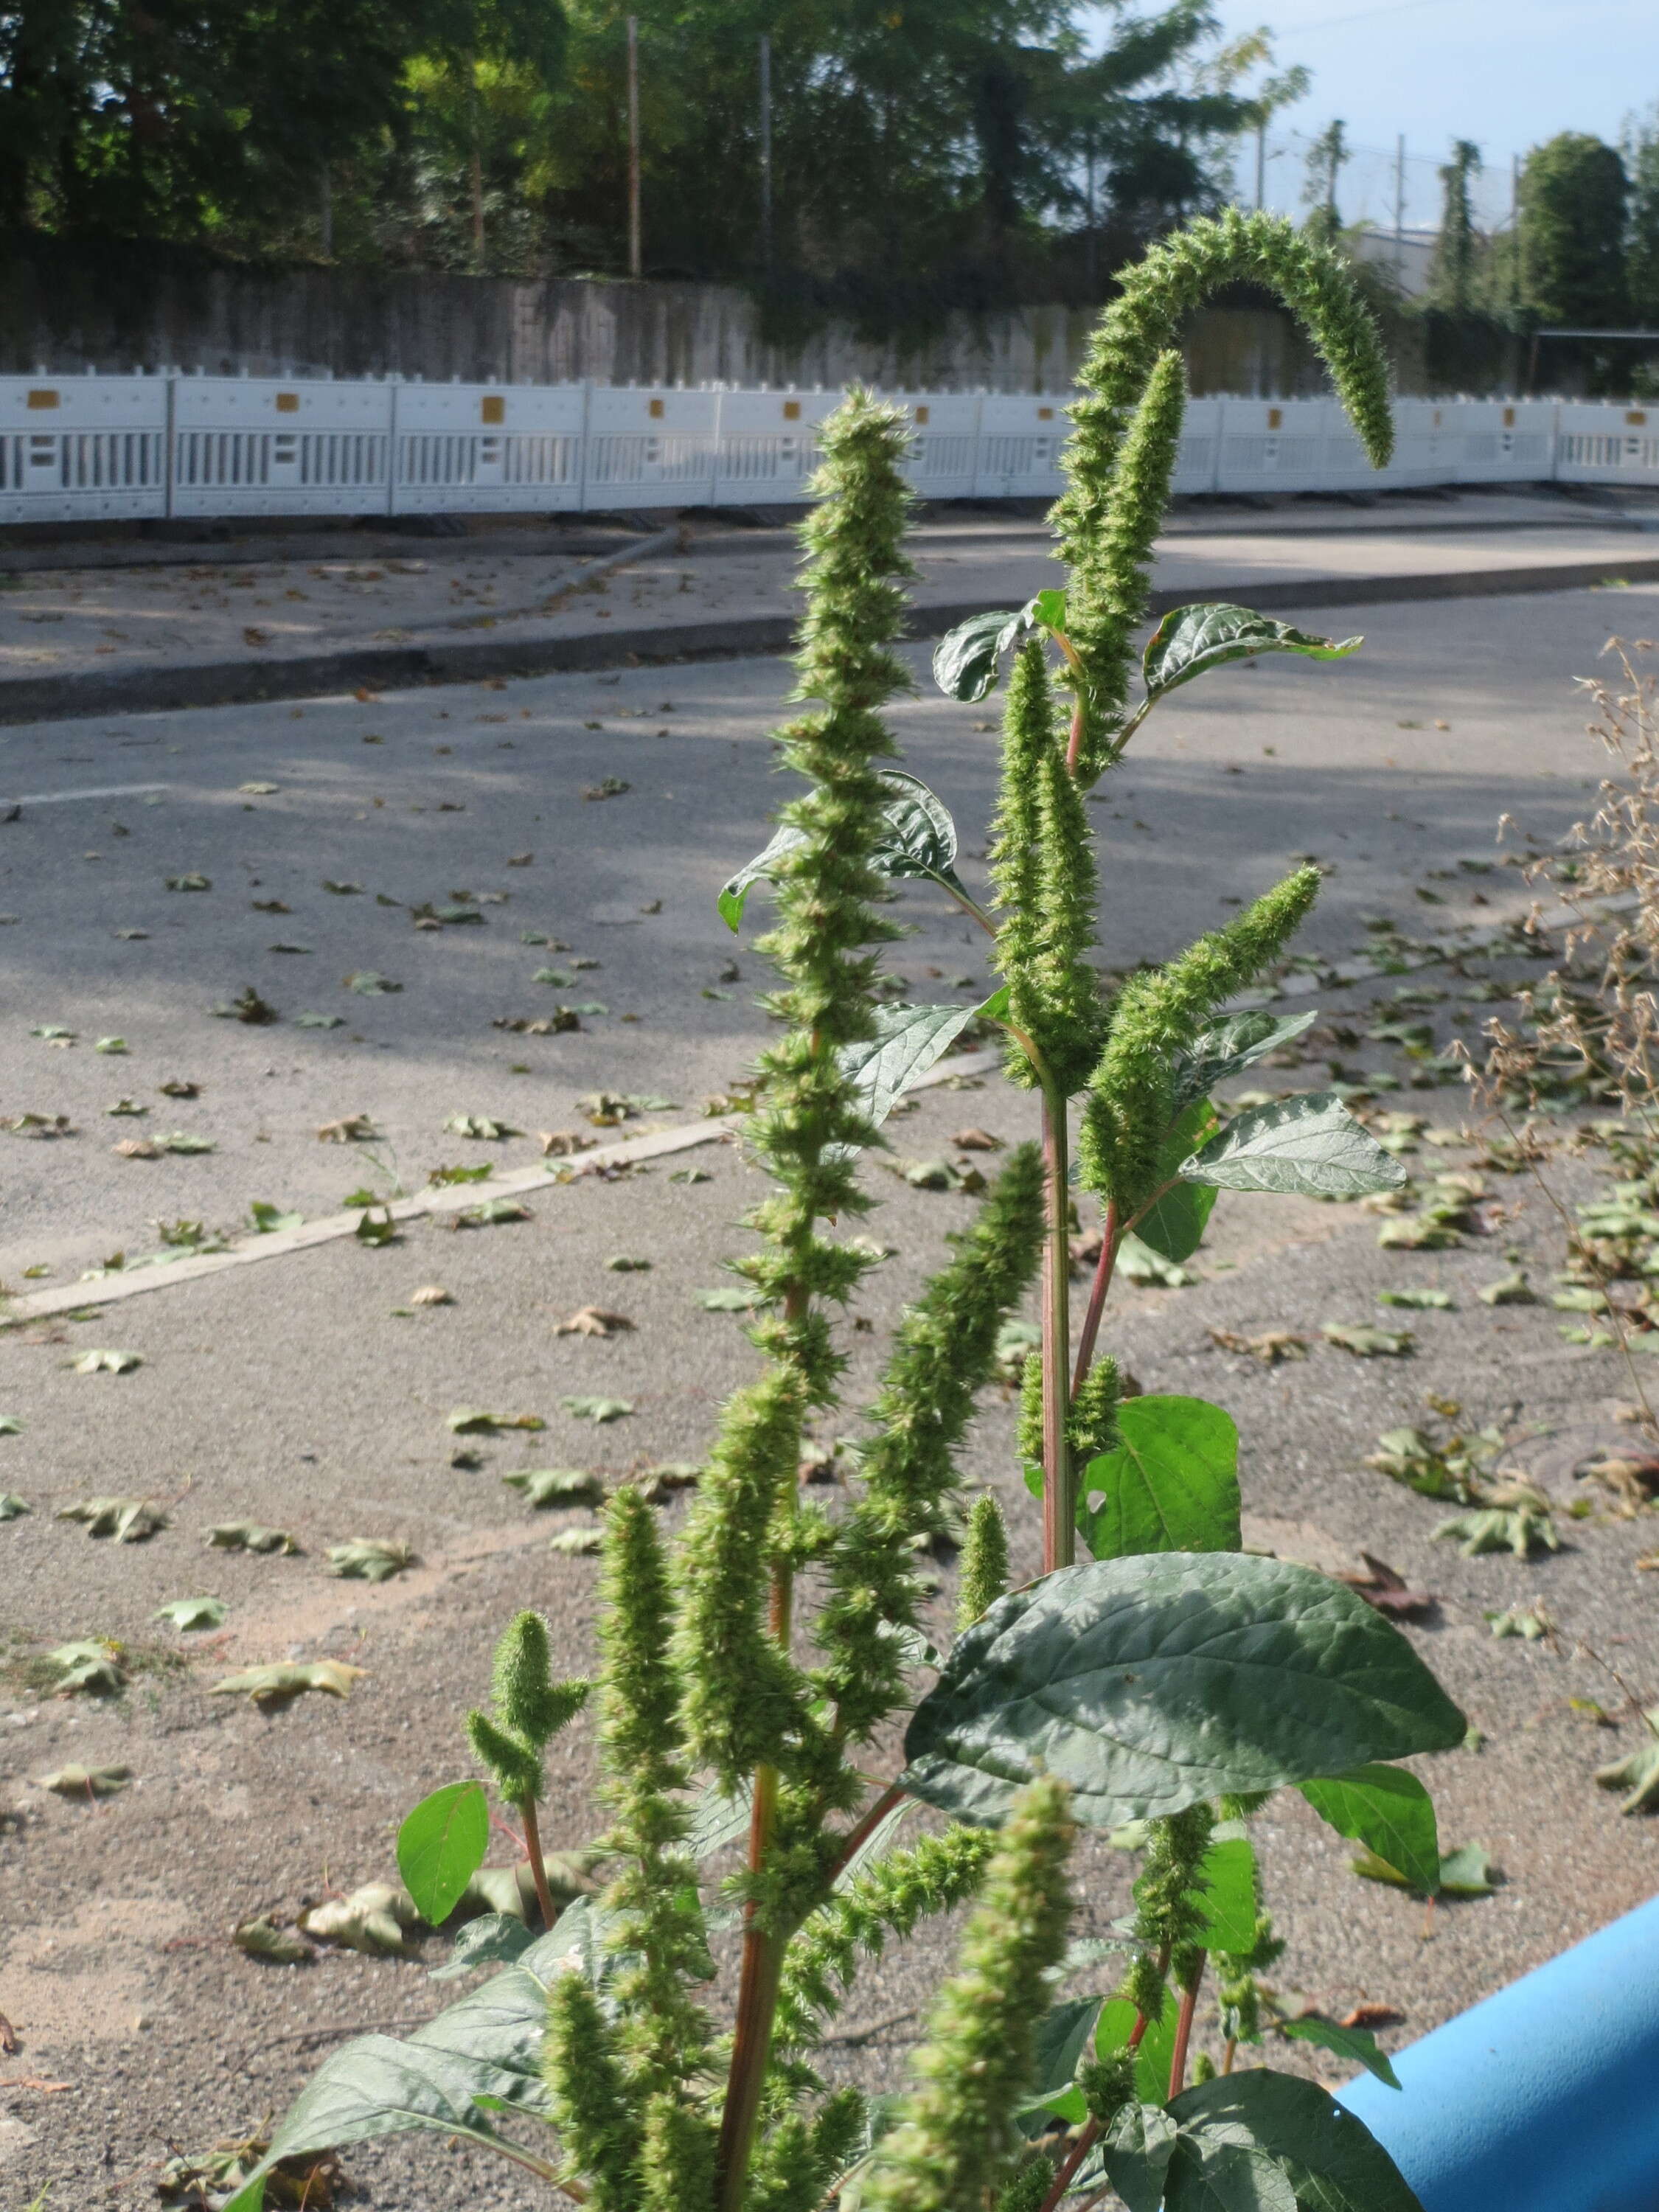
[
  {"left": 1624, "top": 105, "right": 1659, "bottom": 327},
  {"left": 1517, "top": 131, "right": 1629, "bottom": 327},
  {"left": 1427, "top": 137, "right": 1481, "bottom": 315},
  {"left": 1300, "top": 119, "right": 1347, "bottom": 248}
]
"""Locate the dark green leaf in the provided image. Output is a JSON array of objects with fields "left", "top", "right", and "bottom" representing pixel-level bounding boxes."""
[
  {"left": 868, "top": 771, "right": 970, "bottom": 901},
  {"left": 1098, "top": 1994, "right": 1179, "bottom": 2105},
  {"left": 1144, "top": 605, "right": 1362, "bottom": 703},
  {"left": 1165, "top": 2069, "right": 1421, "bottom": 2212},
  {"left": 1192, "top": 1832, "right": 1258, "bottom": 1952},
  {"left": 689, "top": 1778, "right": 753, "bottom": 1861},
  {"left": 901, "top": 1553, "right": 1467, "bottom": 1831},
  {"left": 1277, "top": 2015, "right": 1401, "bottom": 2090},
  {"left": 429, "top": 1914, "right": 535, "bottom": 1981},
  {"left": 406, "top": 1958, "right": 557, "bottom": 2110},
  {"left": 1023, "top": 1996, "right": 1102, "bottom": 2108},
  {"left": 931, "top": 608, "right": 1022, "bottom": 702},
  {"left": 1102, "top": 2101, "right": 1180, "bottom": 2212},
  {"left": 1182, "top": 1093, "right": 1406, "bottom": 1200},
  {"left": 1298, "top": 1765, "right": 1441, "bottom": 1897},
  {"left": 1175, "top": 1011, "right": 1320, "bottom": 1110},
  {"left": 1078, "top": 1396, "right": 1240, "bottom": 1563},
  {"left": 397, "top": 1782, "right": 491, "bottom": 1926},
  {"left": 1135, "top": 1099, "right": 1220, "bottom": 1262}
]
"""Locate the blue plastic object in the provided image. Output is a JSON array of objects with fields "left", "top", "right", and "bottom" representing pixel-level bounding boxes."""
[{"left": 1337, "top": 1893, "right": 1659, "bottom": 2212}]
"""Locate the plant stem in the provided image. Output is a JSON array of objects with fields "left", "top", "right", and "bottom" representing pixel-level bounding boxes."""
[
  {"left": 826, "top": 1778, "right": 908, "bottom": 1884},
  {"left": 717, "top": 1758, "right": 785, "bottom": 2210},
  {"left": 1071, "top": 1200, "right": 1119, "bottom": 1394},
  {"left": 1222, "top": 2034, "right": 1237, "bottom": 2076},
  {"left": 519, "top": 1797, "right": 557, "bottom": 1932},
  {"left": 1034, "top": 2003, "right": 1155, "bottom": 2212},
  {"left": 1040, "top": 1091, "right": 1074, "bottom": 1573},
  {"left": 1168, "top": 1958, "right": 1206, "bottom": 2098}
]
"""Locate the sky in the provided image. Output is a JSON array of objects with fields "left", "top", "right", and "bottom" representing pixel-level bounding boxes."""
[{"left": 1085, "top": 0, "right": 1657, "bottom": 233}]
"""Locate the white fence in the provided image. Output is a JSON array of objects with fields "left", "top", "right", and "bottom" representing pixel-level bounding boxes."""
[{"left": 1, "top": 372, "right": 1655, "bottom": 527}]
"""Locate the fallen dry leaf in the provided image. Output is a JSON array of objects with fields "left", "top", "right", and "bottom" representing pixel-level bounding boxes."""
[
  {"left": 112, "top": 1137, "right": 161, "bottom": 1160},
  {"left": 950, "top": 1128, "right": 1003, "bottom": 1151},
  {"left": 209, "top": 1661, "right": 365, "bottom": 1705},
  {"left": 410, "top": 1284, "right": 453, "bottom": 1307},
  {"left": 1340, "top": 2003, "right": 1405, "bottom": 2030},
  {"left": 554, "top": 1306, "right": 634, "bottom": 1338},
  {"left": 1210, "top": 1328, "right": 1310, "bottom": 1366},
  {"left": 540, "top": 1129, "right": 597, "bottom": 1156},
  {"left": 316, "top": 1114, "right": 374, "bottom": 1143},
  {"left": 1336, "top": 1552, "right": 1436, "bottom": 1619}
]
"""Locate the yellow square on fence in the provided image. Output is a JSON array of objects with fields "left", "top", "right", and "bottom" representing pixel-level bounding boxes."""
[
  {"left": 26, "top": 389, "right": 59, "bottom": 410},
  {"left": 481, "top": 394, "right": 506, "bottom": 425},
  {"left": 275, "top": 392, "right": 299, "bottom": 413}
]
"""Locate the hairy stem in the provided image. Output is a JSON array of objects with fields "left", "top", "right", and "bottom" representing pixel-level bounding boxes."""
[
  {"left": 827, "top": 1779, "right": 908, "bottom": 1884},
  {"left": 520, "top": 1796, "right": 557, "bottom": 1933},
  {"left": 1071, "top": 1201, "right": 1119, "bottom": 1394},
  {"left": 1040, "top": 1093, "right": 1074, "bottom": 1573},
  {"left": 718, "top": 1759, "right": 785, "bottom": 2209}
]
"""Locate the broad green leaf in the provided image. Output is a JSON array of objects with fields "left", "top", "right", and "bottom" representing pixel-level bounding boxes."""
[
  {"left": 1135, "top": 1099, "right": 1220, "bottom": 1262},
  {"left": 406, "top": 1958, "right": 557, "bottom": 2110},
  {"left": 1165, "top": 2069, "right": 1420, "bottom": 2212},
  {"left": 689, "top": 1778, "right": 754, "bottom": 1860},
  {"left": 0, "top": 1493, "right": 29, "bottom": 1520},
  {"left": 219, "top": 2035, "right": 546, "bottom": 2211},
  {"left": 1078, "top": 1396, "right": 1240, "bottom": 1562},
  {"left": 931, "top": 608, "right": 1022, "bottom": 701},
  {"left": 1029, "top": 586, "right": 1068, "bottom": 632},
  {"left": 901, "top": 1553, "right": 1466, "bottom": 1831},
  {"left": 398, "top": 1782, "right": 491, "bottom": 1925},
  {"left": 429, "top": 1914, "right": 535, "bottom": 1981},
  {"left": 1182, "top": 1093, "right": 1406, "bottom": 1200},
  {"left": 1175, "top": 1011, "right": 1319, "bottom": 1110},
  {"left": 1298, "top": 1765, "right": 1440, "bottom": 1896},
  {"left": 1277, "top": 2015, "right": 1401, "bottom": 2090},
  {"left": 1023, "top": 1996, "right": 1102, "bottom": 2108},
  {"left": 1169, "top": 2142, "right": 1298, "bottom": 2212},
  {"left": 1102, "top": 2101, "right": 1180, "bottom": 2212},
  {"left": 837, "top": 999, "right": 990, "bottom": 1136},
  {"left": 1192, "top": 1832, "right": 1258, "bottom": 1952},
  {"left": 327, "top": 1538, "right": 413, "bottom": 1582},
  {"left": 1098, "top": 1994, "right": 1179, "bottom": 2105},
  {"left": 868, "top": 770, "right": 970, "bottom": 900},
  {"left": 1144, "top": 604, "right": 1362, "bottom": 703}
]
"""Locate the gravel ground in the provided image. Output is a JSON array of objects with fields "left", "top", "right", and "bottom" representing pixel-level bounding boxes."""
[{"left": 1, "top": 569, "right": 1656, "bottom": 2208}]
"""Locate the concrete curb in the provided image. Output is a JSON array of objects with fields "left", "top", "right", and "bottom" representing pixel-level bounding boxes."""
[{"left": 5, "top": 551, "right": 1659, "bottom": 726}]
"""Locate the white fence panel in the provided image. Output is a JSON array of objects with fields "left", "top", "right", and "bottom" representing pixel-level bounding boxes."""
[
  {"left": 887, "top": 394, "right": 981, "bottom": 499},
  {"left": 1556, "top": 403, "right": 1659, "bottom": 487},
  {"left": 585, "top": 388, "right": 719, "bottom": 507},
  {"left": 393, "top": 382, "right": 586, "bottom": 513},
  {"left": 172, "top": 376, "right": 392, "bottom": 518},
  {"left": 973, "top": 395, "right": 1068, "bottom": 498},
  {"left": 1444, "top": 400, "right": 1556, "bottom": 483},
  {"left": 0, "top": 374, "right": 170, "bottom": 524},
  {"left": 1173, "top": 398, "right": 1224, "bottom": 494},
  {"left": 1214, "top": 399, "right": 1330, "bottom": 495},
  {"left": 710, "top": 389, "right": 839, "bottom": 504}
]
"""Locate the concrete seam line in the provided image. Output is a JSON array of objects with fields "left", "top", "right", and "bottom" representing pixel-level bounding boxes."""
[
  {"left": 0, "top": 1045, "right": 1006, "bottom": 1324},
  {"left": 3, "top": 554, "right": 1657, "bottom": 726}
]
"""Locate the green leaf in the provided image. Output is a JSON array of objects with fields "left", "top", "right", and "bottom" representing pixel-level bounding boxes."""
[
  {"left": 1182, "top": 1093, "right": 1406, "bottom": 1200},
  {"left": 1277, "top": 2015, "right": 1401, "bottom": 2090},
  {"left": 1078, "top": 1395, "right": 1241, "bottom": 1562},
  {"left": 689, "top": 1778, "right": 754, "bottom": 1860},
  {"left": 1192, "top": 1832, "right": 1258, "bottom": 1952},
  {"left": 248, "top": 1202, "right": 303, "bottom": 1234},
  {"left": 1102, "top": 2101, "right": 1180, "bottom": 2212},
  {"left": 931, "top": 608, "right": 1022, "bottom": 702},
  {"left": 559, "top": 1396, "right": 634, "bottom": 1425},
  {"left": 868, "top": 771, "right": 970, "bottom": 900},
  {"left": 1023, "top": 1996, "right": 1103, "bottom": 2108},
  {"left": 837, "top": 999, "right": 992, "bottom": 1136},
  {"left": 0, "top": 1493, "right": 29, "bottom": 1520},
  {"left": 1434, "top": 1842, "right": 1498, "bottom": 1896},
  {"left": 718, "top": 823, "right": 810, "bottom": 930},
  {"left": 1097, "top": 1993, "right": 1179, "bottom": 2105},
  {"left": 502, "top": 1469, "right": 606, "bottom": 1509},
  {"left": 1298, "top": 1765, "right": 1441, "bottom": 1896},
  {"left": 153, "top": 1596, "right": 227, "bottom": 1632},
  {"left": 327, "top": 1539, "right": 413, "bottom": 1582},
  {"left": 1029, "top": 586, "right": 1068, "bottom": 632},
  {"left": 220, "top": 2034, "right": 547, "bottom": 2212},
  {"left": 1174, "top": 1012, "right": 1319, "bottom": 1110},
  {"left": 901, "top": 1552, "right": 1466, "bottom": 1832},
  {"left": 429, "top": 1914, "right": 536, "bottom": 1981},
  {"left": 1144, "top": 605, "right": 1362, "bottom": 703},
  {"left": 397, "top": 1783, "right": 491, "bottom": 1926},
  {"left": 1135, "top": 1099, "right": 1220, "bottom": 1262},
  {"left": 1165, "top": 2069, "right": 1420, "bottom": 2212}
]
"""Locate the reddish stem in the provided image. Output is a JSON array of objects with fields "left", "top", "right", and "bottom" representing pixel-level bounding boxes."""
[
  {"left": 826, "top": 1780, "right": 907, "bottom": 1885},
  {"left": 1040, "top": 1093, "right": 1074, "bottom": 1573},
  {"left": 520, "top": 1797, "right": 557, "bottom": 1932},
  {"left": 1168, "top": 1959, "right": 1206, "bottom": 2101},
  {"left": 1071, "top": 1201, "right": 1119, "bottom": 1395},
  {"left": 1065, "top": 696, "right": 1085, "bottom": 777},
  {"left": 1036, "top": 2004, "right": 1155, "bottom": 2212}
]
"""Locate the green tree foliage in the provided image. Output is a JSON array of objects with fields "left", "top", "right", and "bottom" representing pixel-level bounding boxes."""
[
  {"left": 1624, "top": 105, "right": 1659, "bottom": 331},
  {"left": 1300, "top": 118, "right": 1348, "bottom": 248},
  {"left": 1518, "top": 131, "right": 1630, "bottom": 327},
  {"left": 1427, "top": 139, "right": 1482, "bottom": 316}
]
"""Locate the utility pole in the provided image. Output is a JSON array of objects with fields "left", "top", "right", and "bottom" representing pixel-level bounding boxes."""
[
  {"left": 1254, "top": 120, "right": 1266, "bottom": 212},
  {"left": 759, "top": 34, "right": 773, "bottom": 277},
  {"left": 627, "top": 15, "right": 641, "bottom": 280},
  {"left": 1394, "top": 133, "right": 1405, "bottom": 280}
]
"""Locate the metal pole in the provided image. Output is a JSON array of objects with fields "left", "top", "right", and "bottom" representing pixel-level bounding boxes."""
[
  {"left": 627, "top": 16, "right": 641, "bottom": 280},
  {"left": 1254, "top": 121, "right": 1266, "bottom": 211},
  {"left": 1394, "top": 133, "right": 1405, "bottom": 278},
  {"left": 759, "top": 35, "right": 773, "bottom": 276}
]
